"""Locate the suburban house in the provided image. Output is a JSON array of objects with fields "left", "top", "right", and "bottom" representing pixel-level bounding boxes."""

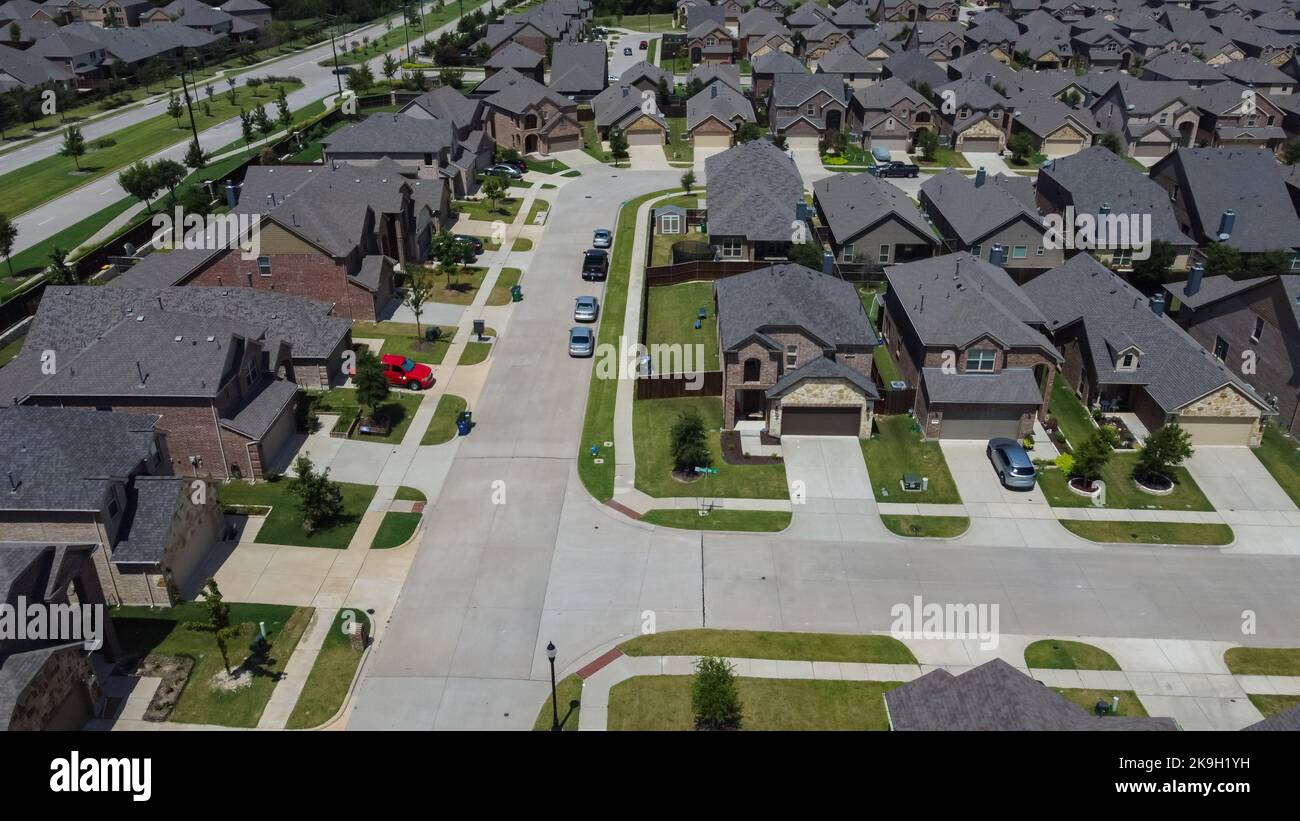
[
  {"left": 1035, "top": 146, "right": 1197, "bottom": 271},
  {"left": 0, "top": 541, "right": 111, "bottom": 730},
  {"left": 617, "top": 60, "right": 671, "bottom": 94},
  {"left": 703, "top": 140, "right": 805, "bottom": 262},
  {"left": 801, "top": 21, "right": 852, "bottom": 62},
  {"left": 1025, "top": 254, "right": 1273, "bottom": 446},
  {"left": 548, "top": 40, "right": 607, "bottom": 97},
  {"left": 322, "top": 112, "right": 490, "bottom": 198},
  {"left": 768, "top": 72, "right": 849, "bottom": 149},
  {"left": 812, "top": 171, "right": 938, "bottom": 268},
  {"left": 590, "top": 82, "right": 668, "bottom": 145},
  {"left": 1007, "top": 93, "right": 1097, "bottom": 158},
  {"left": 919, "top": 169, "right": 1063, "bottom": 279},
  {"left": 714, "top": 264, "right": 880, "bottom": 437},
  {"left": 480, "top": 67, "right": 584, "bottom": 155},
  {"left": 1085, "top": 76, "right": 1203, "bottom": 159},
  {"left": 881, "top": 253, "right": 1062, "bottom": 440},
  {"left": 750, "top": 49, "right": 805, "bottom": 99},
  {"left": 881, "top": 49, "right": 949, "bottom": 91},
  {"left": 1193, "top": 81, "right": 1287, "bottom": 152},
  {"left": 737, "top": 6, "right": 792, "bottom": 59},
  {"left": 785, "top": 1, "right": 833, "bottom": 31},
  {"left": 872, "top": 0, "right": 960, "bottom": 22},
  {"left": 1149, "top": 148, "right": 1300, "bottom": 268},
  {"left": 687, "top": 64, "right": 743, "bottom": 95},
  {"left": 848, "top": 77, "right": 937, "bottom": 153},
  {"left": 905, "top": 21, "right": 967, "bottom": 64},
  {"left": 483, "top": 41, "right": 546, "bottom": 82},
  {"left": 686, "top": 18, "right": 736, "bottom": 65},
  {"left": 815, "top": 43, "right": 881, "bottom": 89},
  {"left": 685, "top": 80, "right": 756, "bottom": 149},
  {"left": 935, "top": 76, "right": 1012, "bottom": 153},
  {"left": 1218, "top": 57, "right": 1296, "bottom": 95},
  {"left": 1013, "top": 14, "right": 1076, "bottom": 69},
  {"left": 1163, "top": 272, "right": 1300, "bottom": 437},
  {"left": 0, "top": 406, "right": 223, "bottom": 607},
  {"left": 1141, "top": 51, "right": 1228, "bottom": 88}
]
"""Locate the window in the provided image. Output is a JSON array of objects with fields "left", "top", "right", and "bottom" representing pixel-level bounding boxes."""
[
  {"left": 966, "top": 349, "right": 996, "bottom": 372},
  {"left": 720, "top": 238, "right": 743, "bottom": 259},
  {"left": 807, "top": 104, "right": 817, "bottom": 115},
  {"left": 244, "top": 360, "right": 259, "bottom": 387},
  {"left": 842, "top": 242, "right": 855, "bottom": 262},
  {"left": 257, "top": 256, "right": 271, "bottom": 277},
  {"left": 108, "top": 496, "right": 120, "bottom": 518},
  {"left": 785, "top": 345, "right": 798, "bottom": 367},
  {"left": 1112, "top": 248, "right": 1133, "bottom": 266},
  {"left": 1120, "top": 352, "right": 1135, "bottom": 369},
  {"left": 1158, "top": 112, "right": 1168, "bottom": 125},
  {"left": 1291, "top": 253, "right": 1300, "bottom": 271},
  {"left": 1214, "top": 336, "right": 1229, "bottom": 361},
  {"left": 1011, "top": 245, "right": 1028, "bottom": 259},
  {"left": 1252, "top": 315, "right": 1265, "bottom": 342},
  {"left": 661, "top": 214, "right": 681, "bottom": 234},
  {"left": 1035, "top": 245, "right": 1045, "bottom": 256},
  {"left": 969, "top": 244, "right": 981, "bottom": 258},
  {"left": 743, "top": 358, "right": 762, "bottom": 382},
  {"left": 878, "top": 244, "right": 891, "bottom": 263}
]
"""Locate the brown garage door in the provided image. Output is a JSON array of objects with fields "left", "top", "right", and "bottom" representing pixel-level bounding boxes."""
[
  {"left": 627, "top": 128, "right": 663, "bottom": 146},
  {"left": 937, "top": 404, "right": 1026, "bottom": 440},
  {"left": 960, "top": 137, "right": 1002, "bottom": 153},
  {"left": 546, "top": 133, "right": 583, "bottom": 153},
  {"left": 782, "top": 407, "right": 861, "bottom": 435}
]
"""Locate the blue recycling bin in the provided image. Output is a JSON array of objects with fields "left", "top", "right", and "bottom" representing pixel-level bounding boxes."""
[{"left": 456, "top": 410, "right": 472, "bottom": 436}]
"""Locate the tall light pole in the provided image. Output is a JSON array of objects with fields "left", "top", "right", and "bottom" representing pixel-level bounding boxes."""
[
  {"left": 546, "top": 641, "right": 560, "bottom": 731},
  {"left": 329, "top": 23, "right": 343, "bottom": 95},
  {"left": 402, "top": 0, "right": 412, "bottom": 62},
  {"left": 178, "top": 62, "right": 200, "bottom": 149}
]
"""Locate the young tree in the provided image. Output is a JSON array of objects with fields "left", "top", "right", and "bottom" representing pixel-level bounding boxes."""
[
  {"left": 118, "top": 161, "right": 161, "bottom": 214},
  {"left": 184, "top": 138, "right": 207, "bottom": 170},
  {"left": 405, "top": 272, "right": 435, "bottom": 339},
  {"left": 669, "top": 408, "right": 711, "bottom": 473},
  {"left": 1099, "top": 132, "right": 1123, "bottom": 155},
  {"left": 253, "top": 103, "right": 274, "bottom": 141},
  {"left": 184, "top": 579, "right": 241, "bottom": 675},
  {"left": 1068, "top": 431, "right": 1113, "bottom": 488},
  {"left": 680, "top": 169, "right": 696, "bottom": 194},
  {"left": 1136, "top": 423, "right": 1194, "bottom": 483},
  {"left": 382, "top": 53, "right": 400, "bottom": 82},
  {"left": 153, "top": 159, "right": 187, "bottom": 202},
  {"left": 347, "top": 63, "right": 376, "bottom": 94},
  {"left": 787, "top": 242, "right": 823, "bottom": 269},
  {"left": 915, "top": 128, "right": 939, "bottom": 162},
  {"left": 239, "top": 108, "right": 255, "bottom": 152},
  {"left": 1128, "top": 239, "right": 1176, "bottom": 292},
  {"left": 480, "top": 173, "right": 507, "bottom": 214},
  {"left": 0, "top": 94, "right": 15, "bottom": 141},
  {"left": 0, "top": 212, "right": 16, "bottom": 278},
  {"left": 771, "top": 132, "right": 787, "bottom": 150},
  {"left": 287, "top": 455, "right": 344, "bottom": 535},
  {"left": 46, "top": 247, "right": 75, "bottom": 285},
  {"left": 692, "top": 656, "right": 742, "bottom": 730},
  {"left": 353, "top": 347, "right": 390, "bottom": 421},
  {"left": 1007, "top": 131, "right": 1035, "bottom": 165},
  {"left": 166, "top": 92, "right": 184, "bottom": 128},
  {"left": 275, "top": 94, "right": 292, "bottom": 132},
  {"left": 736, "top": 122, "right": 763, "bottom": 143},
  {"left": 177, "top": 185, "right": 212, "bottom": 217},
  {"left": 1283, "top": 139, "right": 1300, "bottom": 165},
  {"left": 60, "top": 125, "right": 86, "bottom": 171},
  {"left": 246, "top": 76, "right": 264, "bottom": 97},
  {"left": 609, "top": 128, "right": 629, "bottom": 166},
  {"left": 1203, "top": 242, "right": 1241, "bottom": 275}
]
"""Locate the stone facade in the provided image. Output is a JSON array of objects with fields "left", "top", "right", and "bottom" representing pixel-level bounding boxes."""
[
  {"left": 770, "top": 378, "right": 874, "bottom": 436},
  {"left": 486, "top": 98, "right": 583, "bottom": 155},
  {"left": 4, "top": 647, "right": 98, "bottom": 731}
]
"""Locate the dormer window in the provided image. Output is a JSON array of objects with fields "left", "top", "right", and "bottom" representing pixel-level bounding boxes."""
[
  {"left": 1118, "top": 352, "right": 1137, "bottom": 370},
  {"left": 966, "top": 349, "right": 996, "bottom": 372},
  {"left": 958, "top": 107, "right": 969, "bottom": 118}
]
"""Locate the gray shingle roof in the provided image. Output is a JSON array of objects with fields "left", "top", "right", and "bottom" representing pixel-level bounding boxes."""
[
  {"left": 1038, "top": 146, "right": 1194, "bottom": 247},
  {"left": 886, "top": 658, "right": 1179, "bottom": 731},
  {"left": 549, "top": 40, "right": 606, "bottom": 95},
  {"left": 485, "top": 40, "right": 545, "bottom": 71},
  {"left": 111, "top": 475, "right": 185, "bottom": 564},
  {"left": 813, "top": 171, "right": 935, "bottom": 248},
  {"left": 221, "top": 376, "right": 297, "bottom": 439},
  {"left": 922, "top": 366, "right": 1044, "bottom": 405},
  {"left": 703, "top": 140, "right": 804, "bottom": 243},
  {"left": 1217, "top": 56, "right": 1294, "bottom": 86},
  {"left": 884, "top": 252, "right": 1060, "bottom": 355},
  {"left": 483, "top": 68, "right": 574, "bottom": 114},
  {"left": 1024, "top": 254, "right": 1272, "bottom": 413},
  {"left": 1154, "top": 148, "right": 1300, "bottom": 253},
  {"left": 686, "top": 80, "right": 754, "bottom": 131},
  {"left": 322, "top": 113, "right": 455, "bottom": 157},
  {"left": 0, "top": 406, "right": 158, "bottom": 512},
  {"left": 920, "top": 169, "right": 1043, "bottom": 246},
  {"left": 881, "top": 49, "right": 948, "bottom": 91},
  {"left": 0, "top": 36, "right": 73, "bottom": 87},
  {"left": 751, "top": 50, "right": 806, "bottom": 76},
  {"left": 1162, "top": 274, "right": 1283, "bottom": 311},
  {"left": 816, "top": 42, "right": 877, "bottom": 75},
  {"left": 714, "top": 263, "right": 877, "bottom": 351},
  {"left": 1243, "top": 703, "right": 1300, "bottom": 731},
  {"left": 618, "top": 59, "right": 670, "bottom": 89},
  {"left": 766, "top": 354, "right": 880, "bottom": 398},
  {"left": 688, "top": 63, "right": 742, "bottom": 92},
  {"left": 1141, "top": 51, "right": 1227, "bottom": 83}
]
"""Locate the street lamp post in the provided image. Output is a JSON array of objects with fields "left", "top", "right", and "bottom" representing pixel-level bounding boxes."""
[
  {"left": 546, "top": 641, "right": 560, "bottom": 731},
  {"left": 329, "top": 23, "right": 343, "bottom": 95},
  {"left": 178, "top": 63, "right": 201, "bottom": 148},
  {"left": 402, "top": 0, "right": 412, "bottom": 61}
]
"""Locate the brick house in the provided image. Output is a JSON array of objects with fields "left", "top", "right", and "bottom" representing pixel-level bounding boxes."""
[
  {"left": 715, "top": 264, "right": 880, "bottom": 437},
  {"left": 1163, "top": 273, "right": 1300, "bottom": 438},
  {"left": 480, "top": 68, "right": 584, "bottom": 154},
  {"left": 685, "top": 80, "right": 756, "bottom": 149},
  {"left": 813, "top": 171, "right": 938, "bottom": 267},
  {"left": 768, "top": 72, "right": 848, "bottom": 150},
  {"left": 0, "top": 407, "right": 223, "bottom": 607},
  {"left": 882, "top": 253, "right": 1061, "bottom": 440},
  {"left": 686, "top": 20, "right": 736, "bottom": 65},
  {"left": 848, "top": 77, "right": 937, "bottom": 153},
  {"left": 703, "top": 140, "right": 806, "bottom": 261},
  {"left": 1026, "top": 254, "right": 1273, "bottom": 446}
]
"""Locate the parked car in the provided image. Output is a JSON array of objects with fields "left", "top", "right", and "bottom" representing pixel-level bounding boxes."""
[
  {"left": 592, "top": 228, "right": 612, "bottom": 248},
  {"left": 574, "top": 295, "right": 600, "bottom": 322},
  {"left": 607, "top": 73, "right": 619, "bottom": 82},
  {"left": 623, "top": 47, "right": 633, "bottom": 56},
  {"left": 379, "top": 353, "right": 436, "bottom": 390},
  {"left": 582, "top": 248, "right": 609, "bottom": 280},
  {"left": 639, "top": 40, "right": 648, "bottom": 50},
  {"left": 453, "top": 234, "right": 483, "bottom": 255},
  {"left": 568, "top": 326, "right": 595, "bottom": 357},
  {"left": 868, "top": 161, "right": 920, "bottom": 178},
  {"left": 332, "top": 65, "right": 354, "bottom": 75},
  {"left": 486, "top": 163, "right": 523, "bottom": 179},
  {"left": 503, "top": 157, "right": 528, "bottom": 173},
  {"left": 870, "top": 146, "right": 893, "bottom": 163},
  {"left": 987, "top": 437, "right": 1037, "bottom": 490}
]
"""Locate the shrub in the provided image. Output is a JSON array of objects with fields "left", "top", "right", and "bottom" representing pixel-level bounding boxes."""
[
  {"left": 692, "top": 656, "right": 742, "bottom": 730},
  {"left": 1054, "top": 453, "right": 1074, "bottom": 474},
  {"left": 1136, "top": 423, "right": 1193, "bottom": 481},
  {"left": 669, "top": 409, "right": 711, "bottom": 474},
  {"left": 1070, "top": 432, "right": 1113, "bottom": 485}
]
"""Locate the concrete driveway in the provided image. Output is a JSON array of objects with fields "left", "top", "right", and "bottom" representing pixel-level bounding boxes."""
[
  {"left": 962, "top": 152, "right": 1015, "bottom": 177},
  {"left": 628, "top": 143, "right": 670, "bottom": 170},
  {"left": 940, "top": 440, "right": 1054, "bottom": 508},
  {"left": 693, "top": 145, "right": 726, "bottom": 179},
  {"left": 789, "top": 145, "right": 830, "bottom": 187},
  {"left": 1185, "top": 447, "right": 1299, "bottom": 513},
  {"left": 780, "top": 436, "right": 893, "bottom": 541}
]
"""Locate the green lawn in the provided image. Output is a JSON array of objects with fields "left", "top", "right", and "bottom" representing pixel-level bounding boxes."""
[
  {"left": 638, "top": 509, "right": 791, "bottom": 531},
  {"left": 310, "top": 387, "right": 423, "bottom": 445},
  {"left": 285, "top": 609, "right": 370, "bottom": 729},
  {"left": 1037, "top": 454, "right": 1214, "bottom": 511},
  {"left": 578, "top": 188, "right": 680, "bottom": 501},
  {"left": 872, "top": 346, "right": 901, "bottom": 385},
  {"left": 1, "top": 195, "right": 136, "bottom": 287},
  {"left": 1248, "top": 693, "right": 1300, "bottom": 717},
  {"left": 633, "top": 396, "right": 789, "bottom": 499},
  {"left": 881, "top": 515, "right": 969, "bottom": 538},
  {"left": 486, "top": 267, "right": 523, "bottom": 306},
  {"left": 421, "top": 394, "right": 467, "bottom": 445},
  {"left": 526, "top": 198, "right": 550, "bottom": 224},
  {"left": 113, "top": 602, "right": 310, "bottom": 727},
  {"left": 527, "top": 157, "right": 570, "bottom": 174},
  {"left": 915, "top": 147, "right": 971, "bottom": 168},
  {"left": 620, "top": 629, "right": 917, "bottom": 664},
  {"left": 511, "top": 237, "right": 534, "bottom": 251},
  {"left": 580, "top": 118, "right": 608, "bottom": 163},
  {"left": 533, "top": 673, "right": 583, "bottom": 731},
  {"left": 665, "top": 116, "right": 692, "bottom": 163},
  {"left": 1224, "top": 647, "right": 1300, "bottom": 676},
  {"left": 458, "top": 335, "right": 494, "bottom": 366},
  {"left": 415, "top": 264, "right": 488, "bottom": 305},
  {"left": 607, "top": 676, "right": 899, "bottom": 730},
  {"left": 1047, "top": 374, "right": 1095, "bottom": 448},
  {"left": 329, "top": 0, "right": 488, "bottom": 65},
  {"left": 597, "top": 12, "right": 678, "bottom": 32},
  {"left": 861, "top": 415, "right": 961, "bottom": 503},
  {"left": 1025, "top": 639, "right": 1121, "bottom": 671},
  {"left": 220, "top": 478, "right": 377, "bottom": 549},
  {"left": 1054, "top": 688, "right": 1148, "bottom": 717},
  {"left": 1253, "top": 424, "right": 1300, "bottom": 508},
  {"left": 1, "top": 80, "right": 302, "bottom": 217},
  {"left": 352, "top": 321, "right": 458, "bottom": 365},
  {"left": 394, "top": 486, "right": 426, "bottom": 502},
  {"left": 0, "top": 335, "right": 24, "bottom": 367},
  {"left": 369, "top": 511, "right": 422, "bottom": 549},
  {"left": 1060, "top": 520, "right": 1234, "bottom": 546},
  {"left": 643, "top": 281, "right": 719, "bottom": 371},
  {"left": 453, "top": 196, "right": 521, "bottom": 222}
]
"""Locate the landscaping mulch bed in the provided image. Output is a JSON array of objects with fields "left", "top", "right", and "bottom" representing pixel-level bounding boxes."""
[
  {"left": 128, "top": 654, "right": 195, "bottom": 722},
  {"left": 720, "top": 430, "right": 783, "bottom": 466}
]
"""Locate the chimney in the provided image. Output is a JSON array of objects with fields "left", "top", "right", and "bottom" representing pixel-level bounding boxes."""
[
  {"left": 156, "top": 295, "right": 163, "bottom": 310},
  {"left": 974, "top": 166, "right": 986, "bottom": 187},
  {"left": 1150, "top": 292, "right": 1166, "bottom": 316},
  {"left": 225, "top": 181, "right": 238, "bottom": 209},
  {"left": 983, "top": 72, "right": 992, "bottom": 86},
  {"left": 821, "top": 250, "right": 834, "bottom": 275},
  {"left": 1217, "top": 209, "right": 1235, "bottom": 241},
  {"left": 989, "top": 244, "right": 1006, "bottom": 266},
  {"left": 1184, "top": 262, "right": 1204, "bottom": 297},
  {"left": 711, "top": 83, "right": 718, "bottom": 98}
]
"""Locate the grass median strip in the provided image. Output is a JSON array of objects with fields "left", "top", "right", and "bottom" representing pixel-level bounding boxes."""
[
  {"left": 533, "top": 673, "right": 583, "bottom": 731},
  {"left": 638, "top": 509, "right": 791, "bottom": 532},
  {"left": 1247, "top": 693, "right": 1300, "bottom": 717},
  {"left": 880, "top": 515, "right": 969, "bottom": 538},
  {"left": 862, "top": 415, "right": 961, "bottom": 504},
  {"left": 1025, "top": 639, "right": 1121, "bottom": 671},
  {"left": 421, "top": 394, "right": 467, "bottom": 445},
  {"left": 285, "top": 609, "right": 372, "bottom": 729},
  {"left": 486, "top": 267, "right": 523, "bottom": 306},
  {"left": 1053, "top": 688, "right": 1148, "bottom": 717},
  {"left": 1060, "top": 519, "right": 1233, "bottom": 546},
  {"left": 220, "top": 479, "right": 377, "bottom": 549},
  {"left": 370, "top": 511, "right": 422, "bottom": 549},
  {"left": 620, "top": 628, "right": 917, "bottom": 664},
  {"left": 1224, "top": 647, "right": 1300, "bottom": 676}
]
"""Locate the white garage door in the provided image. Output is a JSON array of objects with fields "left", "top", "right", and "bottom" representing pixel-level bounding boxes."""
[
  {"left": 960, "top": 136, "right": 1002, "bottom": 153},
  {"left": 1043, "top": 138, "right": 1082, "bottom": 158},
  {"left": 1132, "top": 140, "right": 1170, "bottom": 158},
  {"left": 693, "top": 133, "right": 732, "bottom": 149},
  {"left": 627, "top": 129, "right": 663, "bottom": 146},
  {"left": 785, "top": 135, "right": 820, "bottom": 151},
  {"left": 1177, "top": 416, "right": 1257, "bottom": 446},
  {"left": 938, "top": 405, "right": 1025, "bottom": 440},
  {"left": 870, "top": 136, "right": 911, "bottom": 152}
]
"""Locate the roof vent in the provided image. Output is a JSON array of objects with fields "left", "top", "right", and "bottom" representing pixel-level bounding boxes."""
[
  {"left": 136, "top": 315, "right": 144, "bottom": 322},
  {"left": 207, "top": 335, "right": 215, "bottom": 342},
  {"left": 174, "top": 335, "right": 183, "bottom": 342}
]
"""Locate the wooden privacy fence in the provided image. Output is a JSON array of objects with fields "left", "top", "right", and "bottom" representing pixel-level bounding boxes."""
[
  {"left": 644, "top": 259, "right": 769, "bottom": 286},
  {"left": 634, "top": 371, "right": 724, "bottom": 399}
]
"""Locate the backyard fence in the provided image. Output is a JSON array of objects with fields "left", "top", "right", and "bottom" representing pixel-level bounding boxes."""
[{"left": 634, "top": 372, "right": 724, "bottom": 399}]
